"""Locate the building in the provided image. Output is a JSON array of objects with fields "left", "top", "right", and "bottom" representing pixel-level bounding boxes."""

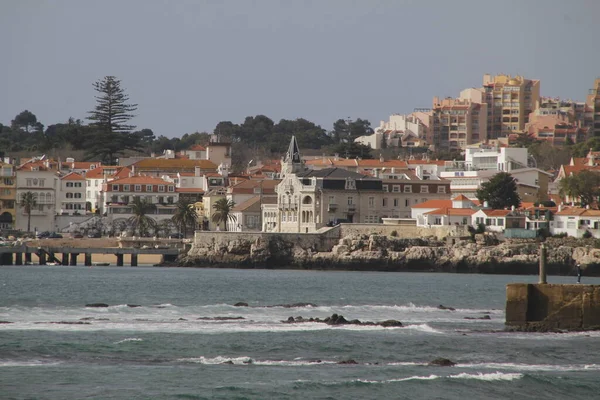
[
  {"left": 430, "top": 94, "right": 487, "bottom": 151},
  {"left": 264, "top": 136, "right": 451, "bottom": 232},
  {"left": 413, "top": 195, "right": 478, "bottom": 227},
  {"left": 85, "top": 166, "right": 132, "bottom": 214},
  {"left": 131, "top": 158, "right": 217, "bottom": 177},
  {"left": 358, "top": 113, "right": 430, "bottom": 150},
  {"left": 0, "top": 160, "right": 16, "bottom": 230},
  {"left": 525, "top": 101, "right": 588, "bottom": 145},
  {"left": 15, "top": 157, "right": 60, "bottom": 232},
  {"left": 229, "top": 196, "right": 277, "bottom": 232},
  {"left": 102, "top": 175, "right": 179, "bottom": 229},
  {"left": 586, "top": 78, "right": 600, "bottom": 137},
  {"left": 482, "top": 74, "right": 540, "bottom": 139},
  {"left": 58, "top": 172, "right": 86, "bottom": 215},
  {"left": 552, "top": 207, "right": 600, "bottom": 238},
  {"left": 201, "top": 187, "right": 227, "bottom": 231}
]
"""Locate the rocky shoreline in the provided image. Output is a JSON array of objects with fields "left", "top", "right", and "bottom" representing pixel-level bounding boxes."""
[{"left": 179, "top": 233, "right": 600, "bottom": 276}]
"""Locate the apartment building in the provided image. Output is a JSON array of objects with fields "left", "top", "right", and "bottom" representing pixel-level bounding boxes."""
[
  {"left": 482, "top": 74, "right": 540, "bottom": 139},
  {"left": 430, "top": 95, "right": 487, "bottom": 152},
  {"left": 85, "top": 166, "right": 132, "bottom": 214}
]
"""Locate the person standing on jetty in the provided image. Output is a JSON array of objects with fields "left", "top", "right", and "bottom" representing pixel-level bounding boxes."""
[{"left": 577, "top": 264, "right": 582, "bottom": 284}]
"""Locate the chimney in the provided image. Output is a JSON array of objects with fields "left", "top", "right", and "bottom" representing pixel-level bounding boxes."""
[
  {"left": 195, "top": 165, "right": 201, "bottom": 177},
  {"left": 379, "top": 154, "right": 384, "bottom": 163},
  {"left": 334, "top": 153, "right": 339, "bottom": 161}
]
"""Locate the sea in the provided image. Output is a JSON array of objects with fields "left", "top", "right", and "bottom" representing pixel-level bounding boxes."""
[{"left": 1, "top": 265, "right": 599, "bottom": 400}]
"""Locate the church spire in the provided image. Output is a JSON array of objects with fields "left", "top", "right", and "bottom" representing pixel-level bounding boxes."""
[{"left": 285, "top": 136, "right": 301, "bottom": 164}]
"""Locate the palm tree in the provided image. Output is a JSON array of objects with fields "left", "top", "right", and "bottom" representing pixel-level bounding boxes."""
[
  {"left": 172, "top": 199, "right": 199, "bottom": 238},
  {"left": 20, "top": 191, "right": 37, "bottom": 232},
  {"left": 127, "top": 197, "right": 157, "bottom": 237},
  {"left": 211, "top": 198, "right": 236, "bottom": 231}
]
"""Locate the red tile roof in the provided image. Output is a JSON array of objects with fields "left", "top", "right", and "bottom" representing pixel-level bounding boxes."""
[
  {"left": 61, "top": 172, "right": 85, "bottom": 181},
  {"left": 109, "top": 176, "right": 173, "bottom": 185},
  {"left": 425, "top": 207, "right": 476, "bottom": 216}
]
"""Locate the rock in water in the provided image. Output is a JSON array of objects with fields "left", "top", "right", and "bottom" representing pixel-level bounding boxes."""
[
  {"left": 437, "top": 304, "right": 456, "bottom": 311},
  {"left": 337, "top": 359, "right": 358, "bottom": 365},
  {"left": 233, "top": 302, "right": 249, "bottom": 307},
  {"left": 85, "top": 303, "right": 109, "bottom": 308},
  {"left": 429, "top": 358, "right": 456, "bottom": 367},
  {"left": 380, "top": 320, "right": 403, "bottom": 327}
]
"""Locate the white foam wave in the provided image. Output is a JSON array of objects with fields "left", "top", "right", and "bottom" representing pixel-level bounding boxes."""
[
  {"left": 114, "top": 337, "right": 144, "bottom": 344},
  {"left": 0, "top": 360, "right": 62, "bottom": 367},
  {"left": 458, "top": 362, "right": 600, "bottom": 372},
  {"left": 390, "top": 374, "right": 440, "bottom": 382},
  {"left": 178, "top": 356, "right": 336, "bottom": 366},
  {"left": 404, "top": 323, "right": 444, "bottom": 334},
  {"left": 449, "top": 372, "right": 523, "bottom": 381}
]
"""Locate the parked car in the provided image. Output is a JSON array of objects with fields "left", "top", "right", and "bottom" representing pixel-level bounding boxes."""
[
  {"left": 169, "top": 233, "right": 184, "bottom": 239},
  {"left": 36, "top": 231, "right": 50, "bottom": 239},
  {"left": 48, "top": 232, "right": 63, "bottom": 239},
  {"left": 73, "top": 233, "right": 83, "bottom": 238},
  {"left": 87, "top": 232, "right": 101, "bottom": 238}
]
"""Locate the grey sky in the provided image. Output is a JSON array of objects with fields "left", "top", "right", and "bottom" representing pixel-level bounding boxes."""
[{"left": 1, "top": 0, "right": 599, "bottom": 138}]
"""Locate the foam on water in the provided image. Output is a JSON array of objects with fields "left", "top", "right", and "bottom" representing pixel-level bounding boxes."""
[
  {"left": 458, "top": 362, "right": 600, "bottom": 372},
  {"left": 403, "top": 323, "right": 444, "bottom": 334},
  {"left": 178, "top": 356, "right": 337, "bottom": 366},
  {"left": 448, "top": 372, "right": 523, "bottom": 381},
  {"left": 0, "top": 360, "right": 62, "bottom": 367},
  {"left": 114, "top": 337, "right": 144, "bottom": 344}
]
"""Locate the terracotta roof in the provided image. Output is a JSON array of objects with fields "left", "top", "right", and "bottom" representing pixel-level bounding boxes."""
[
  {"left": 406, "top": 160, "right": 447, "bottom": 166},
  {"left": 188, "top": 144, "right": 206, "bottom": 151},
  {"left": 85, "top": 166, "right": 132, "bottom": 179},
  {"left": 425, "top": 207, "right": 476, "bottom": 216},
  {"left": 414, "top": 198, "right": 480, "bottom": 209},
  {"left": 478, "top": 209, "right": 512, "bottom": 217},
  {"left": 555, "top": 208, "right": 600, "bottom": 217},
  {"left": 229, "top": 179, "right": 281, "bottom": 194},
  {"left": 108, "top": 176, "right": 173, "bottom": 185},
  {"left": 357, "top": 159, "right": 409, "bottom": 168},
  {"left": 178, "top": 172, "right": 196, "bottom": 177},
  {"left": 61, "top": 172, "right": 85, "bottom": 181},
  {"left": 17, "top": 159, "right": 59, "bottom": 171},
  {"left": 133, "top": 158, "right": 217, "bottom": 170},
  {"left": 452, "top": 194, "right": 470, "bottom": 201},
  {"left": 232, "top": 196, "right": 277, "bottom": 212}
]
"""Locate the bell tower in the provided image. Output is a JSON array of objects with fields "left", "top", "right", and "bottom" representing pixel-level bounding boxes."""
[{"left": 281, "top": 136, "right": 303, "bottom": 176}]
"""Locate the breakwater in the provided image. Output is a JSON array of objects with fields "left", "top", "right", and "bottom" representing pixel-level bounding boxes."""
[{"left": 181, "top": 227, "right": 600, "bottom": 275}]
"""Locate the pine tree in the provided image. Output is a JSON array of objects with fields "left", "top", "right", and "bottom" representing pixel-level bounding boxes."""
[{"left": 86, "top": 76, "right": 141, "bottom": 164}]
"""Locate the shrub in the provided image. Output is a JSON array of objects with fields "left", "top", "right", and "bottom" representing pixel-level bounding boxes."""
[
  {"left": 390, "top": 230, "right": 398, "bottom": 237},
  {"left": 583, "top": 230, "right": 593, "bottom": 239}
]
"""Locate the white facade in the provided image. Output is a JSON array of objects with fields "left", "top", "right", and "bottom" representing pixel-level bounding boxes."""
[
  {"left": 58, "top": 173, "right": 86, "bottom": 215},
  {"left": 15, "top": 169, "right": 60, "bottom": 232}
]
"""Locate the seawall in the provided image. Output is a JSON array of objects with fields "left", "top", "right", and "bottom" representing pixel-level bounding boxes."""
[{"left": 506, "top": 283, "right": 600, "bottom": 331}]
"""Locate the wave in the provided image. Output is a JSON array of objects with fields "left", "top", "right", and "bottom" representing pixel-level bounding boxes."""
[
  {"left": 389, "top": 372, "right": 523, "bottom": 382},
  {"left": 178, "top": 356, "right": 337, "bottom": 366},
  {"left": 0, "top": 360, "right": 62, "bottom": 367},
  {"left": 403, "top": 323, "right": 444, "bottom": 334},
  {"left": 114, "top": 337, "right": 144, "bottom": 344},
  {"left": 458, "top": 362, "right": 600, "bottom": 372}
]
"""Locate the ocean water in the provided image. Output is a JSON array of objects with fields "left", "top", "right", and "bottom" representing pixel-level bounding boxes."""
[{"left": 1, "top": 266, "right": 599, "bottom": 400}]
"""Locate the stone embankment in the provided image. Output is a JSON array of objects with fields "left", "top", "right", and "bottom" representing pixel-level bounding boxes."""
[{"left": 180, "top": 232, "right": 600, "bottom": 275}]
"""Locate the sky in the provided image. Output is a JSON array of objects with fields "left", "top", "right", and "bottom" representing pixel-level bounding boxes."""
[{"left": 1, "top": 0, "right": 600, "bottom": 138}]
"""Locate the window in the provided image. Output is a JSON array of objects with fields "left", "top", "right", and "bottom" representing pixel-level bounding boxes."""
[
  {"left": 368, "top": 197, "right": 375, "bottom": 208},
  {"left": 95, "top": 180, "right": 98, "bottom": 187},
  {"left": 75, "top": 193, "right": 82, "bottom": 198},
  {"left": 392, "top": 185, "right": 400, "bottom": 192},
  {"left": 282, "top": 213, "right": 287, "bottom": 222},
  {"left": 112, "top": 184, "right": 119, "bottom": 191},
  {"left": 403, "top": 186, "right": 412, "bottom": 193},
  {"left": 420, "top": 185, "right": 429, "bottom": 193},
  {"left": 66, "top": 182, "right": 74, "bottom": 187},
  {"left": 394, "top": 199, "right": 399, "bottom": 207},
  {"left": 383, "top": 185, "right": 388, "bottom": 192},
  {"left": 75, "top": 182, "right": 82, "bottom": 187},
  {"left": 329, "top": 196, "right": 335, "bottom": 204},
  {"left": 437, "top": 186, "right": 446, "bottom": 193},
  {"left": 168, "top": 186, "right": 175, "bottom": 192},
  {"left": 146, "top": 185, "right": 153, "bottom": 192},
  {"left": 347, "top": 197, "right": 353, "bottom": 205},
  {"left": 123, "top": 185, "right": 130, "bottom": 191},
  {"left": 66, "top": 193, "right": 73, "bottom": 198},
  {"left": 382, "top": 198, "right": 388, "bottom": 207},
  {"left": 405, "top": 199, "right": 409, "bottom": 207},
  {"left": 134, "top": 185, "right": 141, "bottom": 192},
  {"left": 167, "top": 196, "right": 174, "bottom": 204},
  {"left": 434, "top": 217, "right": 441, "bottom": 225},
  {"left": 26, "top": 179, "right": 32, "bottom": 186},
  {"left": 158, "top": 185, "right": 165, "bottom": 192},
  {"left": 497, "top": 218, "right": 504, "bottom": 226}
]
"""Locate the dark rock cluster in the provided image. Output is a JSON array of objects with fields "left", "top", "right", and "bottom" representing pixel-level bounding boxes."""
[{"left": 282, "top": 313, "right": 403, "bottom": 327}]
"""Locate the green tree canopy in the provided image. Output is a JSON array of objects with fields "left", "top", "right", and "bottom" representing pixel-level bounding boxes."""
[
  {"left": 559, "top": 170, "right": 600, "bottom": 208},
  {"left": 86, "top": 76, "right": 142, "bottom": 164},
  {"left": 172, "top": 198, "right": 198, "bottom": 237},
  {"left": 211, "top": 198, "right": 236, "bottom": 231},
  {"left": 20, "top": 191, "right": 37, "bottom": 232},
  {"left": 12, "top": 110, "right": 43, "bottom": 134},
  {"left": 476, "top": 172, "right": 521, "bottom": 209},
  {"left": 127, "top": 197, "right": 157, "bottom": 237},
  {"left": 325, "top": 142, "right": 374, "bottom": 159}
]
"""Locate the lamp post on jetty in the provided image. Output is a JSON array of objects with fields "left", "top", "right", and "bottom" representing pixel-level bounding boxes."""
[{"left": 539, "top": 243, "right": 547, "bottom": 284}]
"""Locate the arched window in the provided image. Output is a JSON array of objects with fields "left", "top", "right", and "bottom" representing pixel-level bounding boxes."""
[
  {"left": 39, "top": 193, "right": 46, "bottom": 203},
  {"left": 46, "top": 192, "right": 52, "bottom": 203},
  {"left": 302, "top": 196, "right": 313, "bottom": 205}
]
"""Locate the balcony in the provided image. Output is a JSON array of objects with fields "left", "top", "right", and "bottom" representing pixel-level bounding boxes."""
[
  {"left": 347, "top": 204, "right": 356, "bottom": 214},
  {"left": 327, "top": 203, "right": 338, "bottom": 212}
]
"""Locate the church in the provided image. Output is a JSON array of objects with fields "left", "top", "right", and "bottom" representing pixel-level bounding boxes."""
[{"left": 262, "top": 136, "right": 384, "bottom": 233}]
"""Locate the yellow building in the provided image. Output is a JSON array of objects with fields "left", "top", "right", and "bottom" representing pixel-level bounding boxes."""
[
  {"left": 0, "top": 162, "right": 17, "bottom": 230},
  {"left": 482, "top": 74, "right": 540, "bottom": 139}
]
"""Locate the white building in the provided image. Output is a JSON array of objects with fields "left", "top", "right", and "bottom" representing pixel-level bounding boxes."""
[
  {"left": 58, "top": 172, "right": 86, "bottom": 215},
  {"left": 85, "top": 166, "right": 132, "bottom": 214},
  {"left": 552, "top": 207, "right": 600, "bottom": 238},
  {"left": 15, "top": 157, "right": 60, "bottom": 232}
]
